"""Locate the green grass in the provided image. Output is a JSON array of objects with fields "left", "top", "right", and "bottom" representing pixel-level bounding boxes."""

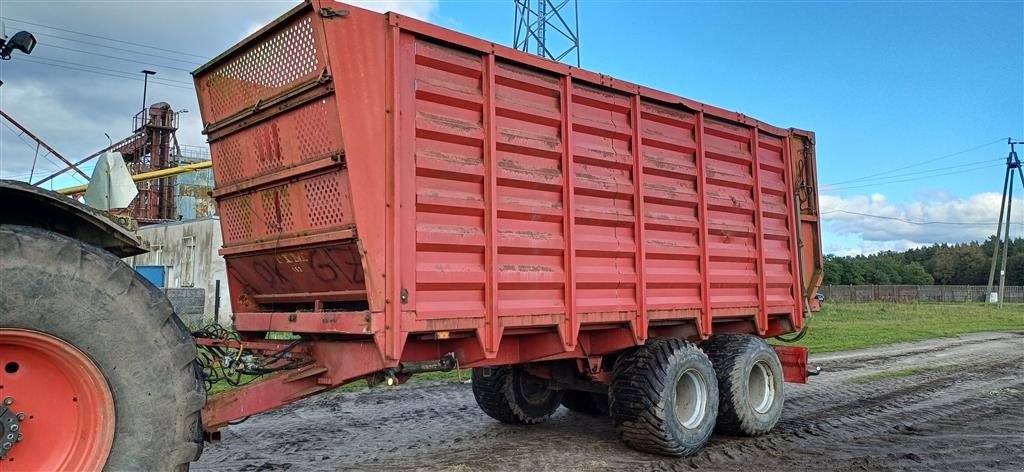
[
  {"left": 208, "top": 374, "right": 259, "bottom": 395},
  {"left": 785, "top": 302, "right": 1024, "bottom": 353}
]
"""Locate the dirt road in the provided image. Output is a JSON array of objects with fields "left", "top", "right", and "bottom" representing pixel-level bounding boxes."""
[{"left": 195, "top": 332, "right": 1024, "bottom": 471}]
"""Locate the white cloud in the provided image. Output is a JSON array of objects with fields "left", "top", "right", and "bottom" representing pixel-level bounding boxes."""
[
  {"left": 0, "top": 81, "right": 124, "bottom": 180},
  {"left": 820, "top": 191, "right": 1023, "bottom": 246},
  {"left": 824, "top": 239, "right": 928, "bottom": 257},
  {"left": 0, "top": 0, "right": 438, "bottom": 187}
]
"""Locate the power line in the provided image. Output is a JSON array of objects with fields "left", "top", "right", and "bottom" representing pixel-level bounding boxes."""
[
  {"left": 18, "top": 57, "right": 193, "bottom": 89},
  {"left": 0, "top": 162, "right": 96, "bottom": 181},
  {"left": 2, "top": 120, "right": 46, "bottom": 154},
  {"left": 820, "top": 208, "right": 1022, "bottom": 227},
  {"left": 1, "top": 121, "right": 87, "bottom": 183},
  {"left": 41, "top": 43, "right": 195, "bottom": 73},
  {"left": 824, "top": 138, "right": 1006, "bottom": 187},
  {"left": 0, "top": 16, "right": 210, "bottom": 60},
  {"left": 16, "top": 57, "right": 193, "bottom": 91},
  {"left": 823, "top": 163, "right": 1005, "bottom": 191},
  {"left": 30, "top": 54, "right": 194, "bottom": 85},
  {"left": 820, "top": 157, "right": 1004, "bottom": 190},
  {"left": 31, "top": 31, "right": 204, "bottom": 66}
]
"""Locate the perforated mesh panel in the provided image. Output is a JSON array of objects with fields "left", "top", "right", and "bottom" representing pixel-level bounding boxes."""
[
  {"left": 219, "top": 197, "right": 253, "bottom": 244},
  {"left": 199, "top": 15, "right": 322, "bottom": 124},
  {"left": 255, "top": 122, "right": 285, "bottom": 174},
  {"left": 214, "top": 139, "right": 245, "bottom": 184},
  {"left": 208, "top": 97, "right": 343, "bottom": 186},
  {"left": 304, "top": 173, "right": 346, "bottom": 228},
  {"left": 217, "top": 170, "right": 352, "bottom": 247},
  {"left": 295, "top": 99, "right": 336, "bottom": 160},
  {"left": 259, "top": 185, "right": 294, "bottom": 233}
]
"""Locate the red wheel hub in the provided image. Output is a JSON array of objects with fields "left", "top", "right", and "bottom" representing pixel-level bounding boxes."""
[{"left": 0, "top": 328, "right": 114, "bottom": 471}]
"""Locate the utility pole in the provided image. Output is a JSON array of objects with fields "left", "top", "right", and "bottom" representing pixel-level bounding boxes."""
[{"left": 985, "top": 138, "right": 1023, "bottom": 307}]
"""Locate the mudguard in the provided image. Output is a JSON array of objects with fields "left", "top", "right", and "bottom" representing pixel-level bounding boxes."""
[{"left": 0, "top": 179, "right": 146, "bottom": 257}]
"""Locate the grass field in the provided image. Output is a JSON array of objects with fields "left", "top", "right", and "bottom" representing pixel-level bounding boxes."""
[
  {"left": 206, "top": 302, "right": 1023, "bottom": 393},
  {"left": 787, "top": 302, "right": 1024, "bottom": 353}
]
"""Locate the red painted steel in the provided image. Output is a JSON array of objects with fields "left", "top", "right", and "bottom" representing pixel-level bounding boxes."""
[
  {"left": 773, "top": 345, "right": 810, "bottom": 384},
  {"left": 0, "top": 329, "right": 115, "bottom": 470},
  {"left": 193, "top": 0, "right": 823, "bottom": 422}
]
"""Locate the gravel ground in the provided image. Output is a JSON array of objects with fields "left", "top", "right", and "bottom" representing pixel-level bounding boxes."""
[{"left": 195, "top": 331, "right": 1024, "bottom": 471}]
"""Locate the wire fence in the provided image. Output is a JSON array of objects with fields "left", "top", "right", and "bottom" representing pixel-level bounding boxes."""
[{"left": 821, "top": 285, "right": 1024, "bottom": 303}]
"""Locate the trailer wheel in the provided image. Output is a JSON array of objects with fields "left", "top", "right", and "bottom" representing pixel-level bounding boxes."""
[
  {"left": 610, "top": 339, "right": 719, "bottom": 456},
  {"left": 560, "top": 390, "right": 609, "bottom": 415},
  {"left": 471, "top": 365, "right": 563, "bottom": 424},
  {"left": 702, "top": 334, "right": 784, "bottom": 436},
  {"left": 0, "top": 225, "right": 205, "bottom": 471}
]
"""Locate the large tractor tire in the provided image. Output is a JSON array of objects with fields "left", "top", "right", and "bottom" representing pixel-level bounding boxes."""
[
  {"left": 610, "top": 338, "right": 719, "bottom": 456},
  {"left": 471, "top": 365, "right": 563, "bottom": 425},
  {"left": 702, "top": 334, "right": 785, "bottom": 436},
  {"left": 560, "top": 390, "right": 609, "bottom": 416},
  {"left": 0, "top": 225, "right": 205, "bottom": 471}
]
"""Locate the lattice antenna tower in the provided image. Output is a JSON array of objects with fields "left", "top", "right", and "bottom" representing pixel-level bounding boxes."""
[{"left": 513, "top": 0, "right": 580, "bottom": 66}]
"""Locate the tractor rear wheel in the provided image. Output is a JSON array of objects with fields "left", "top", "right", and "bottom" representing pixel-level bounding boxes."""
[
  {"left": 610, "top": 338, "right": 719, "bottom": 456},
  {"left": 0, "top": 225, "right": 205, "bottom": 471},
  {"left": 471, "top": 365, "right": 563, "bottom": 424},
  {"left": 702, "top": 334, "right": 785, "bottom": 436}
]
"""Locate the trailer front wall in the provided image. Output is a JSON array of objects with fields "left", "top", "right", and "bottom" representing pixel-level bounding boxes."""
[{"left": 194, "top": 1, "right": 819, "bottom": 367}]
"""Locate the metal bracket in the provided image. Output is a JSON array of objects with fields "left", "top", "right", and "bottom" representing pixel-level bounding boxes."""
[
  {"left": 319, "top": 8, "right": 349, "bottom": 18},
  {"left": 331, "top": 152, "right": 347, "bottom": 169},
  {"left": 318, "top": 68, "right": 333, "bottom": 84},
  {"left": 0, "top": 397, "right": 24, "bottom": 459}
]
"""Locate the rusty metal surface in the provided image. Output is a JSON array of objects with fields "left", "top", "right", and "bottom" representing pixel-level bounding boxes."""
[
  {"left": 192, "top": 0, "right": 823, "bottom": 404},
  {"left": 0, "top": 179, "right": 146, "bottom": 257},
  {"left": 123, "top": 103, "right": 180, "bottom": 222}
]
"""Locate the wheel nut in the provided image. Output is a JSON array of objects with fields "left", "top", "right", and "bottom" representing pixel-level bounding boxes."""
[
  {"left": 4, "top": 434, "right": 11, "bottom": 440},
  {"left": 9, "top": 425, "right": 17, "bottom": 432},
  {"left": 15, "top": 413, "right": 24, "bottom": 421},
  {"left": 2, "top": 397, "right": 11, "bottom": 406},
  {"left": 1, "top": 442, "right": 10, "bottom": 450}
]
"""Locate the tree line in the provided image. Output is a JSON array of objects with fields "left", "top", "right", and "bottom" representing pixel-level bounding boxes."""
[{"left": 823, "top": 237, "right": 1024, "bottom": 286}]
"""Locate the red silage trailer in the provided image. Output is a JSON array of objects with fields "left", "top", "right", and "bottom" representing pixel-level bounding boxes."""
[
  {"left": 0, "top": 0, "right": 823, "bottom": 468},
  {"left": 195, "top": 0, "right": 823, "bottom": 455}
]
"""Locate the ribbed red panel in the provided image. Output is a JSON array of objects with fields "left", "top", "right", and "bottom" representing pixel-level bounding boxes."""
[{"left": 400, "top": 36, "right": 797, "bottom": 339}]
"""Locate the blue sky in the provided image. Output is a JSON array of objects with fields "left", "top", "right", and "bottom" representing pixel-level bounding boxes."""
[{"left": 1, "top": 0, "right": 1021, "bottom": 254}]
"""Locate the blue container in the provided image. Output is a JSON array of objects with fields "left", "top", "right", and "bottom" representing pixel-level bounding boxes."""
[{"left": 136, "top": 265, "right": 166, "bottom": 288}]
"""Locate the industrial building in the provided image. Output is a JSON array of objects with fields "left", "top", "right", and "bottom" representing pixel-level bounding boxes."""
[{"left": 127, "top": 216, "right": 230, "bottom": 326}]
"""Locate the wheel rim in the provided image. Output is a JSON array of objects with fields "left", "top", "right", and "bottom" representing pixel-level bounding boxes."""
[
  {"left": 516, "top": 370, "right": 551, "bottom": 405},
  {"left": 748, "top": 360, "right": 776, "bottom": 414},
  {"left": 0, "top": 328, "right": 115, "bottom": 470},
  {"left": 673, "top": 368, "right": 708, "bottom": 429}
]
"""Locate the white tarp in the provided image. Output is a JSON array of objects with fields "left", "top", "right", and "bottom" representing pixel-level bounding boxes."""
[{"left": 83, "top": 151, "right": 138, "bottom": 210}]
